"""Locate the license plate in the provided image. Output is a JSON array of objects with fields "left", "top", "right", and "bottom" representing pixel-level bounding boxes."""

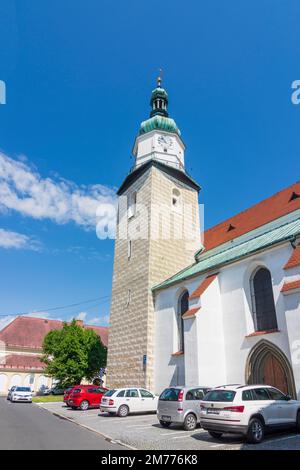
[
  {"left": 207, "top": 408, "right": 220, "bottom": 415},
  {"left": 162, "top": 415, "right": 171, "bottom": 421}
]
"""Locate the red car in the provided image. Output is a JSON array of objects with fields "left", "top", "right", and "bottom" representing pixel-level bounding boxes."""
[
  {"left": 68, "top": 385, "right": 109, "bottom": 410},
  {"left": 63, "top": 387, "right": 74, "bottom": 404}
]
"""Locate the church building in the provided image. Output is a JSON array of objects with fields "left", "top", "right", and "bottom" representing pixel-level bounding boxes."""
[{"left": 107, "top": 78, "right": 300, "bottom": 399}]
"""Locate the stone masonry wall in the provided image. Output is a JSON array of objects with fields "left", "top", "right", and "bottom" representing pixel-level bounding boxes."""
[{"left": 106, "top": 166, "right": 200, "bottom": 390}]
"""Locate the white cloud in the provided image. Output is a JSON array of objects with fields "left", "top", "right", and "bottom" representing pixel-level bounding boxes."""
[
  {"left": 88, "top": 314, "right": 110, "bottom": 326},
  {"left": 0, "top": 152, "right": 117, "bottom": 230},
  {"left": 0, "top": 228, "right": 41, "bottom": 251},
  {"left": 0, "top": 316, "right": 14, "bottom": 332}
]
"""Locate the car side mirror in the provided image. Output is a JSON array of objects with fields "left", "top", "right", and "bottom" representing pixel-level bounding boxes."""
[{"left": 285, "top": 394, "right": 292, "bottom": 401}]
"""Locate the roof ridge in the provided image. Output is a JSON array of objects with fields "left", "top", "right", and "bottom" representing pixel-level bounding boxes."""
[
  {"left": 0, "top": 315, "right": 108, "bottom": 334},
  {"left": 205, "top": 180, "right": 300, "bottom": 235},
  {"left": 201, "top": 216, "right": 300, "bottom": 263}
]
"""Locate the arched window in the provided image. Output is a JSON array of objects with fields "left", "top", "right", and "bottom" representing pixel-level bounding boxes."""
[
  {"left": 177, "top": 290, "right": 189, "bottom": 352},
  {"left": 172, "top": 188, "right": 181, "bottom": 210},
  {"left": 251, "top": 267, "right": 277, "bottom": 332},
  {"left": 128, "top": 191, "right": 137, "bottom": 219}
]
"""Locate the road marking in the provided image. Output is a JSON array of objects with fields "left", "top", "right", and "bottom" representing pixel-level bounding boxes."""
[
  {"left": 209, "top": 443, "right": 226, "bottom": 448},
  {"left": 263, "top": 434, "right": 300, "bottom": 444},
  {"left": 126, "top": 424, "right": 155, "bottom": 428},
  {"left": 160, "top": 430, "right": 200, "bottom": 437}
]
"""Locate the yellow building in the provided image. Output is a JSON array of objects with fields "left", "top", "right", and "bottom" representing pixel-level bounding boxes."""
[{"left": 0, "top": 316, "right": 108, "bottom": 395}]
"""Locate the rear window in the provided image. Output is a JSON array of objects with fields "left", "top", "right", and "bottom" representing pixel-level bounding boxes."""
[
  {"left": 72, "top": 388, "right": 81, "bottom": 394},
  {"left": 203, "top": 390, "right": 236, "bottom": 402},
  {"left": 105, "top": 389, "right": 116, "bottom": 397},
  {"left": 159, "top": 388, "right": 182, "bottom": 401}
]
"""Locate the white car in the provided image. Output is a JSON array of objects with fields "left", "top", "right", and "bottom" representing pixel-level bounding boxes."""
[
  {"left": 10, "top": 386, "right": 33, "bottom": 403},
  {"left": 100, "top": 387, "right": 158, "bottom": 417},
  {"left": 7, "top": 386, "right": 17, "bottom": 401},
  {"left": 200, "top": 384, "right": 300, "bottom": 443}
]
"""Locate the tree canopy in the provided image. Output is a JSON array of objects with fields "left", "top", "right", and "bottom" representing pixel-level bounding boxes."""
[{"left": 42, "top": 320, "right": 107, "bottom": 387}]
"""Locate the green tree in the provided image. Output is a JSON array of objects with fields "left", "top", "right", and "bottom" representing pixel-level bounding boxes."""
[{"left": 42, "top": 320, "right": 107, "bottom": 387}]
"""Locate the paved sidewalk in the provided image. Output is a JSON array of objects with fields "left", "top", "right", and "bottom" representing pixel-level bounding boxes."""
[{"left": 38, "top": 401, "right": 300, "bottom": 450}]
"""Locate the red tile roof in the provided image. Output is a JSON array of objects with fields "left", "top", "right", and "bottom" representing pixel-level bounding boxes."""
[
  {"left": 182, "top": 307, "right": 201, "bottom": 319},
  {"left": 284, "top": 244, "right": 300, "bottom": 270},
  {"left": 203, "top": 181, "right": 300, "bottom": 252},
  {"left": 0, "top": 316, "right": 108, "bottom": 349},
  {"left": 2, "top": 354, "right": 44, "bottom": 370},
  {"left": 189, "top": 274, "right": 218, "bottom": 300},
  {"left": 281, "top": 279, "right": 300, "bottom": 293}
]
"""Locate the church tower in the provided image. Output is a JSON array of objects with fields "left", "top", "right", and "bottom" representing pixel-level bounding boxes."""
[{"left": 107, "top": 76, "right": 201, "bottom": 391}]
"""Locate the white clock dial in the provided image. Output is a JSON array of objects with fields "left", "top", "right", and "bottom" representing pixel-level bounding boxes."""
[{"left": 158, "top": 135, "right": 173, "bottom": 149}]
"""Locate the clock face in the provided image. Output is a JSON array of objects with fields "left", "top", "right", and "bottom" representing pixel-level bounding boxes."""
[{"left": 158, "top": 135, "right": 173, "bottom": 149}]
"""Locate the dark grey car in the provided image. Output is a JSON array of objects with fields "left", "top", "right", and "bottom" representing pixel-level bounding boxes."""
[{"left": 157, "top": 386, "right": 211, "bottom": 430}]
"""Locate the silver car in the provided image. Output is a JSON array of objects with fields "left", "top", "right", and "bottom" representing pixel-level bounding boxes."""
[{"left": 157, "top": 386, "right": 211, "bottom": 430}]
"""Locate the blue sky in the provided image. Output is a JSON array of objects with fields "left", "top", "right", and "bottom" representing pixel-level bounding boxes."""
[{"left": 0, "top": 0, "right": 299, "bottom": 328}]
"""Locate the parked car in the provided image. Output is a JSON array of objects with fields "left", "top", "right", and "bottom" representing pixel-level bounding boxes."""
[
  {"left": 10, "top": 386, "right": 32, "bottom": 403},
  {"left": 63, "top": 387, "right": 74, "bottom": 404},
  {"left": 65, "top": 385, "right": 92, "bottom": 406},
  {"left": 100, "top": 388, "right": 158, "bottom": 417},
  {"left": 157, "top": 386, "right": 211, "bottom": 430},
  {"left": 50, "top": 386, "right": 65, "bottom": 395},
  {"left": 68, "top": 385, "right": 108, "bottom": 410},
  {"left": 200, "top": 384, "right": 300, "bottom": 444},
  {"left": 7, "top": 386, "right": 17, "bottom": 401}
]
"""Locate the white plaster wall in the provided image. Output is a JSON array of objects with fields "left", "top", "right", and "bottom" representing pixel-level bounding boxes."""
[
  {"left": 184, "top": 317, "right": 199, "bottom": 386},
  {"left": 221, "top": 243, "right": 296, "bottom": 385},
  {"left": 195, "top": 278, "right": 226, "bottom": 387},
  {"left": 154, "top": 239, "right": 300, "bottom": 395},
  {"left": 134, "top": 131, "right": 185, "bottom": 169},
  {"left": 154, "top": 288, "right": 180, "bottom": 394}
]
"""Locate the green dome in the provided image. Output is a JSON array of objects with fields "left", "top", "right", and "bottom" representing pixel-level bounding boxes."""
[
  {"left": 139, "top": 115, "right": 181, "bottom": 136},
  {"left": 151, "top": 87, "right": 168, "bottom": 102}
]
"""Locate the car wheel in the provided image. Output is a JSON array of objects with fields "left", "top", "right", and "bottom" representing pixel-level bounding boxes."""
[
  {"left": 79, "top": 400, "right": 89, "bottom": 411},
  {"left": 208, "top": 431, "right": 223, "bottom": 439},
  {"left": 118, "top": 404, "right": 129, "bottom": 417},
  {"left": 159, "top": 420, "right": 171, "bottom": 428},
  {"left": 296, "top": 411, "right": 300, "bottom": 432},
  {"left": 183, "top": 413, "right": 197, "bottom": 431},
  {"left": 246, "top": 417, "right": 265, "bottom": 444}
]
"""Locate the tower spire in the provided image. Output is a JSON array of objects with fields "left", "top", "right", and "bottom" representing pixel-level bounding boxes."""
[
  {"left": 150, "top": 71, "right": 168, "bottom": 118},
  {"left": 157, "top": 68, "right": 163, "bottom": 88}
]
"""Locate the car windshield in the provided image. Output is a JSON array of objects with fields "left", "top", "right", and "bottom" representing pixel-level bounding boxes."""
[
  {"left": 159, "top": 388, "right": 182, "bottom": 401},
  {"left": 104, "top": 389, "right": 116, "bottom": 397},
  {"left": 15, "top": 387, "right": 31, "bottom": 392},
  {"left": 203, "top": 390, "right": 236, "bottom": 402}
]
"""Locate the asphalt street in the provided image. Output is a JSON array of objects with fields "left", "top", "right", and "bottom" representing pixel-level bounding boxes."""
[{"left": 0, "top": 397, "right": 124, "bottom": 450}]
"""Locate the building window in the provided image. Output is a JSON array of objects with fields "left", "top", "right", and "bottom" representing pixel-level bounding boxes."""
[
  {"left": 172, "top": 188, "right": 181, "bottom": 210},
  {"left": 177, "top": 290, "right": 189, "bottom": 352},
  {"left": 250, "top": 267, "right": 278, "bottom": 331},
  {"left": 128, "top": 240, "right": 132, "bottom": 260},
  {"left": 128, "top": 192, "right": 137, "bottom": 219}
]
